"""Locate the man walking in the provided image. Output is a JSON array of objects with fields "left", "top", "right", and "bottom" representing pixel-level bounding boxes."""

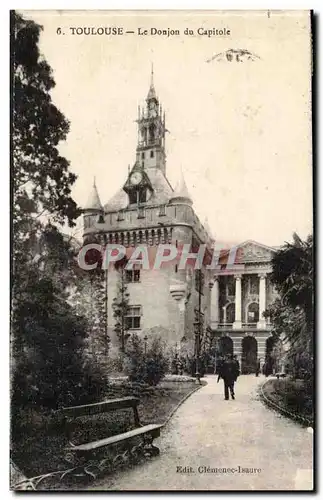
[{"left": 218, "top": 354, "right": 240, "bottom": 400}]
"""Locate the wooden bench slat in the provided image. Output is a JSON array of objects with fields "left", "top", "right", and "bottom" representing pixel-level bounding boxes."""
[
  {"left": 61, "top": 397, "right": 140, "bottom": 418},
  {"left": 66, "top": 424, "right": 161, "bottom": 452}
]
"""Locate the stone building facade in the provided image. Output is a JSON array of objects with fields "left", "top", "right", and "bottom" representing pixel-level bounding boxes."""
[
  {"left": 209, "top": 241, "right": 279, "bottom": 372},
  {"left": 82, "top": 72, "right": 278, "bottom": 372}
]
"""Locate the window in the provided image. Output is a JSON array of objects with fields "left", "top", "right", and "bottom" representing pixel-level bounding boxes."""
[
  {"left": 117, "top": 210, "right": 124, "bottom": 221},
  {"left": 139, "top": 189, "right": 147, "bottom": 203},
  {"left": 141, "top": 152, "right": 145, "bottom": 159},
  {"left": 125, "top": 306, "right": 141, "bottom": 330},
  {"left": 129, "top": 190, "right": 138, "bottom": 204},
  {"left": 125, "top": 270, "right": 140, "bottom": 283},
  {"left": 150, "top": 150, "right": 154, "bottom": 158},
  {"left": 137, "top": 207, "right": 145, "bottom": 219},
  {"left": 247, "top": 302, "right": 259, "bottom": 323},
  {"left": 149, "top": 123, "right": 156, "bottom": 142},
  {"left": 159, "top": 205, "right": 166, "bottom": 216}
]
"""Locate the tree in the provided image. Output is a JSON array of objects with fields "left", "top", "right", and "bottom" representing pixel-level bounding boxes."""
[
  {"left": 12, "top": 11, "right": 79, "bottom": 234},
  {"left": 11, "top": 11, "right": 108, "bottom": 411},
  {"left": 69, "top": 267, "right": 110, "bottom": 367},
  {"left": 264, "top": 233, "right": 313, "bottom": 378},
  {"left": 112, "top": 260, "right": 130, "bottom": 353},
  {"left": 123, "top": 334, "right": 169, "bottom": 386}
]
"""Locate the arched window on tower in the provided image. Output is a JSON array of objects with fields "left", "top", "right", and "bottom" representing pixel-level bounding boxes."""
[
  {"left": 148, "top": 123, "right": 156, "bottom": 143},
  {"left": 141, "top": 127, "right": 147, "bottom": 144}
]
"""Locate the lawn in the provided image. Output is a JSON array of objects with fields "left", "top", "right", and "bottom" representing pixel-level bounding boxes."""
[
  {"left": 11, "top": 376, "right": 201, "bottom": 482},
  {"left": 261, "top": 377, "right": 313, "bottom": 426}
]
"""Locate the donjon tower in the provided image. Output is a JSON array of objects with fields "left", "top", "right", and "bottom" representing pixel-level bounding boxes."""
[{"left": 83, "top": 70, "right": 214, "bottom": 350}]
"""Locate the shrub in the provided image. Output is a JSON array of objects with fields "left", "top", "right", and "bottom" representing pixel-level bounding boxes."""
[{"left": 124, "top": 334, "right": 169, "bottom": 386}]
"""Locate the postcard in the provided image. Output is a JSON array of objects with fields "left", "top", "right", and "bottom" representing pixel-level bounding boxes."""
[{"left": 11, "top": 10, "right": 313, "bottom": 491}]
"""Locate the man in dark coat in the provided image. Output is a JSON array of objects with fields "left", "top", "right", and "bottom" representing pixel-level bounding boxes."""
[{"left": 219, "top": 354, "right": 240, "bottom": 400}]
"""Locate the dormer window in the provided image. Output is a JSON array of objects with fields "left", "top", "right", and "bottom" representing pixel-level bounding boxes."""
[
  {"left": 139, "top": 189, "right": 147, "bottom": 203},
  {"left": 129, "top": 191, "right": 138, "bottom": 205}
]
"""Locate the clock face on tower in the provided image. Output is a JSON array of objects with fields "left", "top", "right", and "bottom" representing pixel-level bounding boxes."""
[{"left": 130, "top": 171, "right": 142, "bottom": 185}]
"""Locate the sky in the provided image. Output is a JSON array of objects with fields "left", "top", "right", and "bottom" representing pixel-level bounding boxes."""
[{"left": 21, "top": 10, "right": 313, "bottom": 246}]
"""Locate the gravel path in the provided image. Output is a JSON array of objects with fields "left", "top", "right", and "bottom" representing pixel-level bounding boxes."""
[{"left": 90, "top": 375, "right": 313, "bottom": 491}]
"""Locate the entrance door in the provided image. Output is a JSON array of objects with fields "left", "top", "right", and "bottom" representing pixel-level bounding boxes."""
[{"left": 241, "top": 336, "right": 258, "bottom": 373}]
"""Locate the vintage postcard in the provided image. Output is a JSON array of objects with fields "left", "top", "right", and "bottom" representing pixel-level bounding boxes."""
[{"left": 10, "top": 10, "right": 314, "bottom": 491}]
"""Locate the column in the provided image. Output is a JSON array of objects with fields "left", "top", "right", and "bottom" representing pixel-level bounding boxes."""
[
  {"left": 233, "top": 275, "right": 242, "bottom": 329},
  {"left": 257, "top": 273, "right": 267, "bottom": 329},
  {"left": 222, "top": 306, "right": 227, "bottom": 324},
  {"left": 210, "top": 277, "right": 219, "bottom": 327}
]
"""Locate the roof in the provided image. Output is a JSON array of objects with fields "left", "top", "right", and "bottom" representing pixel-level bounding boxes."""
[
  {"left": 203, "top": 217, "right": 215, "bottom": 241},
  {"left": 84, "top": 180, "right": 103, "bottom": 211},
  {"left": 169, "top": 169, "right": 193, "bottom": 205},
  {"left": 147, "top": 64, "right": 158, "bottom": 101}
]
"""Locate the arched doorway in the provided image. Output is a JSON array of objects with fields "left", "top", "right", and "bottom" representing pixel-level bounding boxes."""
[
  {"left": 246, "top": 302, "right": 259, "bottom": 324},
  {"left": 218, "top": 336, "right": 233, "bottom": 357},
  {"left": 241, "top": 336, "right": 258, "bottom": 374}
]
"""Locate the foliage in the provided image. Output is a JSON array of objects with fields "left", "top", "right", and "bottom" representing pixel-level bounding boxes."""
[
  {"left": 69, "top": 268, "right": 110, "bottom": 366},
  {"left": 123, "top": 334, "right": 169, "bottom": 386},
  {"left": 12, "top": 11, "right": 79, "bottom": 235},
  {"left": 264, "top": 233, "right": 313, "bottom": 380},
  {"left": 11, "top": 11, "right": 108, "bottom": 414},
  {"left": 262, "top": 378, "right": 313, "bottom": 425},
  {"left": 112, "top": 262, "right": 130, "bottom": 352}
]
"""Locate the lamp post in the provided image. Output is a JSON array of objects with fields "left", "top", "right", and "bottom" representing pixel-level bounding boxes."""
[{"left": 194, "top": 270, "right": 204, "bottom": 385}]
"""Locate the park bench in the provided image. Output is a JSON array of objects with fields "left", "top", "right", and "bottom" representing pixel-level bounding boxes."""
[{"left": 60, "top": 396, "right": 162, "bottom": 473}]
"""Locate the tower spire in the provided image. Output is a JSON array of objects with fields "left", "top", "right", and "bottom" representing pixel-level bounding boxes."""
[
  {"left": 151, "top": 62, "right": 154, "bottom": 87},
  {"left": 147, "top": 64, "right": 157, "bottom": 101},
  {"left": 170, "top": 167, "right": 193, "bottom": 205},
  {"left": 84, "top": 177, "right": 103, "bottom": 211}
]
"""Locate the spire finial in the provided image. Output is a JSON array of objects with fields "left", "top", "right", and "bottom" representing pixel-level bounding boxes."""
[
  {"left": 151, "top": 62, "right": 154, "bottom": 86},
  {"left": 147, "top": 63, "right": 157, "bottom": 101},
  {"left": 93, "top": 175, "right": 96, "bottom": 187}
]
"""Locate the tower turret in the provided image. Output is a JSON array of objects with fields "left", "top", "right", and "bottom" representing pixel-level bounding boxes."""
[
  {"left": 136, "top": 66, "right": 166, "bottom": 174},
  {"left": 169, "top": 169, "right": 193, "bottom": 206},
  {"left": 83, "top": 178, "right": 104, "bottom": 229}
]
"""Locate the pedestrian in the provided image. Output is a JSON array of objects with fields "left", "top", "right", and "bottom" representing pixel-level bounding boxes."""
[
  {"left": 216, "top": 355, "right": 224, "bottom": 381},
  {"left": 218, "top": 354, "right": 240, "bottom": 400},
  {"left": 255, "top": 358, "right": 261, "bottom": 377}
]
